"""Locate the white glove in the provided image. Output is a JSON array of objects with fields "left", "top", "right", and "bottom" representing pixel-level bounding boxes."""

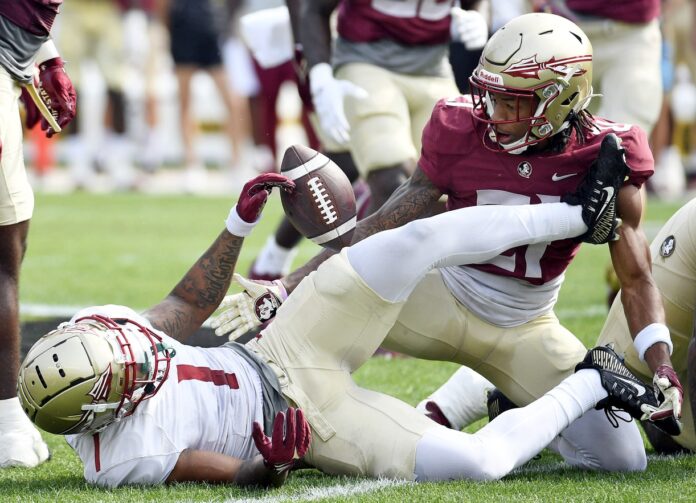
[
  {"left": 641, "top": 364, "right": 683, "bottom": 421},
  {"left": 309, "top": 62, "right": 368, "bottom": 146},
  {"left": 210, "top": 274, "right": 287, "bottom": 341},
  {"left": 450, "top": 8, "right": 488, "bottom": 50}
]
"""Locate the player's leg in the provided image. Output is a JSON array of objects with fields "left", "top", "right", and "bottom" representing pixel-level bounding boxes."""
[
  {"left": 0, "top": 70, "right": 49, "bottom": 468},
  {"left": 336, "top": 63, "right": 413, "bottom": 213},
  {"left": 209, "top": 66, "right": 252, "bottom": 168},
  {"left": 347, "top": 202, "right": 587, "bottom": 303},
  {"left": 415, "top": 368, "right": 608, "bottom": 480}
]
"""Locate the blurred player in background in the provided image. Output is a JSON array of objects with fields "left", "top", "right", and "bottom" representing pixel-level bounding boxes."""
[
  {"left": 0, "top": 0, "right": 76, "bottom": 468},
  {"left": 216, "top": 13, "right": 682, "bottom": 472},
  {"left": 157, "top": 0, "right": 252, "bottom": 193},
  {"left": 301, "top": 0, "right": 489, "bottom": 215},
  {"left": 56, "top": 0, "right": 137, "bottom": 191}
]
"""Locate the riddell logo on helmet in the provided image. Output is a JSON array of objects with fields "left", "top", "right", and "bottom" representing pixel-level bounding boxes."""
[{"left": 477, "top": 69, "right": 504, "bottom": 86}]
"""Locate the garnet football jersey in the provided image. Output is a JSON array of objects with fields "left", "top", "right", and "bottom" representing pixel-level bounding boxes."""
[
  {"left": 337, "top": 0, "right": 454, "bottom": 46},
  {"left": 418, "top": 96, "right": 654, "bottom": 325},
  {"left": 65, "top": 306, "right": 264, "bottom": 487}
]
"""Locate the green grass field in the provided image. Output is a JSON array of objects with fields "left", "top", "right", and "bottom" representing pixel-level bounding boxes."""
[{"left": 4, "top": 192, "right": 696, "bottom": 502}]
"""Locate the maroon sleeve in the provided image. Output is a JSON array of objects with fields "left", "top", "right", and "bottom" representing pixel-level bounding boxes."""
[
  {"left": 619, "top": 126, "right": 654, "bottom": 188},
  {"left": 0, "top": 0, "right": 62, "bottom": 36},
  {"left": 417, "top": 99, "right": 458, "bottom": 194}
]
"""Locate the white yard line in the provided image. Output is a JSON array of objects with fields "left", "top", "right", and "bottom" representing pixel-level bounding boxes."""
[{"left": 229, "top": 479, "right": 411, "bottom": 503}]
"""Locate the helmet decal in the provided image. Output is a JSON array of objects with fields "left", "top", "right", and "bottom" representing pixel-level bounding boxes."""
[
  {"left": 87, "top": 364, "right": 113, "bottom": 403},
  {"left": 502, "top": 55, "right": 591, "bottom": 80}
]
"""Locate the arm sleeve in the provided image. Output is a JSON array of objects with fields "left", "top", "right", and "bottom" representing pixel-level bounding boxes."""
[{"left": 621, "top": 126, "right": 654, "bottom": 188}]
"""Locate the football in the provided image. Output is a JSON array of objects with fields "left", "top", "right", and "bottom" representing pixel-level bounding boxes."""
[{"left": 280, "top": 144, "right": 356, "bottom": 251}]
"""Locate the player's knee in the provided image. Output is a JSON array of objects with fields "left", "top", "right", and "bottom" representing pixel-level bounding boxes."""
[{"left": 596, "top": 441, "right": 647, "bottom": 472}]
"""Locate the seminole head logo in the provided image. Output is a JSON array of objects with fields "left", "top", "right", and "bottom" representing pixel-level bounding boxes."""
[
  {"left": 502, "top": 55, "right": 591, "bottom": 79},
  {"left": 254, "top": 293, "right": 281, "bottom": 322},
  {"left": 87, "top": 365, "right": 113, "bottom": 403}
]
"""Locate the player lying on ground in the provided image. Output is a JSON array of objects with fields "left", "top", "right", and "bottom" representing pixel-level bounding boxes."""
[
  {"left": 18, "top": 163, "right": 661, "bottom": 487},
  {"left": 421, "top": 197, "right": 696, "bottom": 453},
  {"left": 213, "top": 13, "right": 682, "bottom": 473}
]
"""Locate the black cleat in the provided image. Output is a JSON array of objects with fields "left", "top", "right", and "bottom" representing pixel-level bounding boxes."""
[
  {"left": 486, "top": 388, "right": 518, "bottom": 422},
  {"left": 576, "top": 345, "right": 659, "bottom": 425},
  {"left": 562, "top": 133, "right": 629, "bottom": 244}
]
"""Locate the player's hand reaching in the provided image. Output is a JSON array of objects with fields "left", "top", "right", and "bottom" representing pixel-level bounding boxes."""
[
  {"left": 37, "top": 57, "right": 77, "bottom": 137},
  {"left": 641, "top": 365, "right": 683, "bottom": 433},
  {"left": 450, "top": 8, "right": 488, "bottom": 50},
  {"left": 236, "top": 173, "right": 295, "bottom": 223},
  {"left": 252, "top": 407, "right": 311, "bottom": 474},
  {"left": 210, "top": 274, "right": 287, "bottom": 340},
  {"left": 309, "top": 63, "right": 368, "bottom": 146}
]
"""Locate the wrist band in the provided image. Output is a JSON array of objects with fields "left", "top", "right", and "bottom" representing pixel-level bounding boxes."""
[
  {"left": 634, "top": 323, "right": 673, "bottom": 362},
  {"left": 225, "top": 205, "right": 259, "bottom": 237},
  {"left": 36, "top": 39, "right": 59, "bottom": 65}
]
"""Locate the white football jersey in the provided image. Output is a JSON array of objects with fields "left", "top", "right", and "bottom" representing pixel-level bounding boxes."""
[{"left": 65, "top": 306, "right": 264, "bottom": 487}]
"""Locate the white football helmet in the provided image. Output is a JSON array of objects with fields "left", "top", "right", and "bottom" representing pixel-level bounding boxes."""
[
  {"left": 18, "top": 315, "right": 174, "bottom": 435},
  {"left": 469, "top": 13, "right": 594, "bottom": 152}
]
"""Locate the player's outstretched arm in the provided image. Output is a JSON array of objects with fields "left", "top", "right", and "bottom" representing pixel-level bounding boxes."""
[
  {"left": 143, "top": 174, "right": 294, "bottom": 341},
  {"left": 610, "top": 184, "right": 683, "bottom": 422},
  {"left": 282, "top": 166, "right": 443, "bottom": 293}
]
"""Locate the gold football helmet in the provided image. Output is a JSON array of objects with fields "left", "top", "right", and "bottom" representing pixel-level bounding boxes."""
[
  {"left": 18, "top": 315, "right": 173, "bottom": 435},
  {"left": 469, "top": 12, "right": 594, "bottom": 152}
]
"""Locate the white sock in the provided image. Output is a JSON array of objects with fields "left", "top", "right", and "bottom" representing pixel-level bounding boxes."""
[
  {"left": 0, "top": 398, "right": 28, "bottom": 425},
  {"left": 254, "top": 237, "right": 298, "bottom": 276},
  {"left": 417, "top": 367, "right": 493, "bottom": 430},
  {"left": 414, "top": 369, "right": 606, "bottom": 481}
]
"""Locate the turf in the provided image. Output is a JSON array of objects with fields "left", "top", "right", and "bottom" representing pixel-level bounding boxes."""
[{"left": 5, "top": 192, "right": 696, "bottom": 502}]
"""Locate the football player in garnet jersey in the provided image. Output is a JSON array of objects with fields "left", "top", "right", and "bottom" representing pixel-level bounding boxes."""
[
  {"left": 215, "top": 13, "right": 683, "bottom": 473},
  {"left": 20, "top": 161, "right": 657, "bottom": 486},
  {"left": 0, "top": 0, "right": 76, "bottom": 468}
]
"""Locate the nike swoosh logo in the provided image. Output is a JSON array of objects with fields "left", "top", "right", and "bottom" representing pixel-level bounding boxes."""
[
  {"left": 599, "top": 186, "right": 615, "bottom": 215},
  {"left": 552, "top": 173, "right": 578, "bottom": 181},
  {"left": 615, "top": 375, "right": 647, "bottom": 397}
]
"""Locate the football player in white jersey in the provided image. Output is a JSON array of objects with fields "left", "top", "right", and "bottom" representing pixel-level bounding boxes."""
[{"left": 19, "top": 162, "right": 665, "bottom": 487}]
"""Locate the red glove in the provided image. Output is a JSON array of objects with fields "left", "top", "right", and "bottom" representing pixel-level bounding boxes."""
[
  {"left": 252, "top": 407, "right": 311, "bottom": 473},
  {"left": 19, "top": 87, "right": 42, "bottom": 130},
  {"left": 236, "top": 173, "right": 294, "bottom": 223},
  {"left": 37, "top": 57, "right": 77, "bottom": 137}
]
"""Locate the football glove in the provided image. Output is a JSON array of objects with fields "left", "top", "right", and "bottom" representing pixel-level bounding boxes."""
[
  {"left": 36, "top": 57, "right": 76, "bottom": 137},
  {"left": 210, "top": 273, "right": 287, "bottom": 340},
  {"left": 236, "top": 173, "right": 295, "bottom": 223},
  {"left": 450, "top": 8, "right": 488, "bottom": 50},
  {"left": 252, "top": 407, "right": 311, "bottom": 474},
  {"left": 309, "top": 62, "right": 368, "bottom": 146},
  {"left": 643, "top": 365, "right": 683, "bottom": 422}
]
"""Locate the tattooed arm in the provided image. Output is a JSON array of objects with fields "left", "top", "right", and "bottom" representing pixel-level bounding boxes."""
[
  {"left": 282, "top": 166, "right": 443, "bottom": 293},
  {"left": 142, "top": 173, "right": 295, "bottom": 341},
  {"left": 143, "top": 231, "right": 244, "bottom": 342}
]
